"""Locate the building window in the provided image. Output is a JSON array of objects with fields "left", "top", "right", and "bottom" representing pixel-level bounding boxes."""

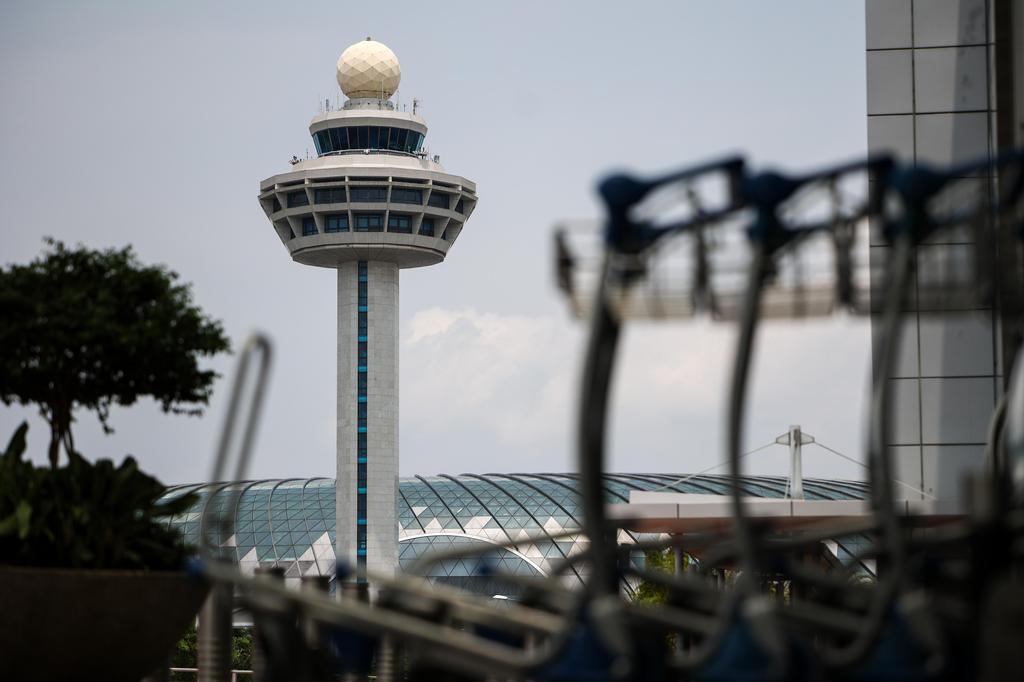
[
  {"left": 314, "top": 187, "right": 346, "bottom": 204},
  {"left": 358, "top": 374, "right": 367, "bottom": 394},
  {"left": 271, "top": 197, "right": 282, "bottom": 212},
  {"left": 387, "top": 214, "right": 412, "bottom": 233},
  {"left": 350, "top": 187, "right": 388, "bottom": 203},
  {"left": 325, "top": 214, "right": 349, "bottom": 233},
  {"left": 314, "top": 126, "right": 426, "bottom": 156},
  {"left": 358, "top": 341, "right": 367, "bottom": 361},
  {"left": 388, "top": 127, "right": 407, "bottom": 152},
  {"left": 455, "top": 198, "right": 465, "bottom": 214},
  {"left": 355, "top": 213, "right": 384, "bottom": 232},
  {"left": 302, "top": 217, "right": 317, "bottom": 236},
  {"left": 419, "top": 218, "right": 435, "bottom": 237},
  {"left": 427, "top": 192, "right": 450, "bottom": 209},
  {"left": 287, "top": 190, "right": 309, "bottom": 208},
  {"left": 287, "top": 226, "right": 296, "bottom": 240},
  {"left": 391, "top": 188, "right": 422, "bottom": 204}
]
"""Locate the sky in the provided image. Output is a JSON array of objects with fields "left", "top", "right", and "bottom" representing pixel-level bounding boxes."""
[{"left": 0, "top": 1, "right": 872, "bottom": 486}]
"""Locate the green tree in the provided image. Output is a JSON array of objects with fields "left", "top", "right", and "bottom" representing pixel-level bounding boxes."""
[
  {"left": 170, "top": 624, "right": 252, "bottom": 680},
  {"left": 0, "top": 239, "right": 230, "bottom": 466},
  {"left": 633, "top": 548, "right": 686, "bottom": 605}
]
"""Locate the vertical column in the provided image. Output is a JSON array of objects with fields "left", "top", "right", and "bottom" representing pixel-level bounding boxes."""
[
  {"left": 366, "top": 260, "right": 399, "bottom": 578},
  {"left": 865, "top": 0, "right": 1000, "bottom": 504}
]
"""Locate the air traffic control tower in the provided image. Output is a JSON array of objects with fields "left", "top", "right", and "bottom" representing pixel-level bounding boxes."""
[{"left": 258, "top": 38, "right": 477, "bottom": 581}]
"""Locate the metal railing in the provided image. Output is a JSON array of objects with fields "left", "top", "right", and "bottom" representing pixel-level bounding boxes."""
[{"left": 187, "top": 149, "right": 1024, "bottom": 681}]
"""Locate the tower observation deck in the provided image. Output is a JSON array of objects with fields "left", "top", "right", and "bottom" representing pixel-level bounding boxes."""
[{"left": 258, "top": 38, "right": 477, "bottom": 582}]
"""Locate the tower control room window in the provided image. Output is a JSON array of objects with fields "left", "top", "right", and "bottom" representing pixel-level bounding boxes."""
[
  {"left": 427, "top": 192, "right": 450, "bottom": 209},
  {"left": 355, "top": 213, "right": 383, "bottom": 232},
  {"left": 314, "top": 126, "right": 424, "bottom": 155},
  {"left": 314, "top": 187, "right": 346, "bottom": 204},
  {"left": 419, "top": 218, "right": 435, "bottom": 237},
  {"left": 388, "top": 128, "right": 408, "bottom": 152},
  {"left": 325, "top": 214, "right": 349, "bottom": 233},
  {"left": 388, "top": 214, "right": 412, "bottom": 233},
  {"left": 391, "top": 188, "right": 422, "bottom": 204},
  {"left": 287, "top": 191, "right": 309, "bottom": 208},
  {"left": 302, "top": 216, "right": 317, "bottom": 236},
  {"left": 350, "top": 187, "right": 388, "bottom": 202}
]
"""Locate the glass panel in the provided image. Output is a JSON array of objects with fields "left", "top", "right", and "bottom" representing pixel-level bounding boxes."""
[
  {"left": 394, "top": 128, "right": 408, "bottom": 152},
  {"left": 391, "top": 188, "right": 422, "bottom": 204},
  {"left": 388, "top": 128, "right": 403, "bottom": 152},
  {"left": 329, "top": 128, "right": 342, "bottom": 152},
  {"left": 315, "top": 188, "right": 345, "bottom": 204},
  {"left": 428, "top": 192, "right": 449, "bottom": 209},
  {"left": 355, "top": 213, "right": 383, "bottom": 232},
  {"left": 369, "top": 127, "right": 379, "bottom": 149},
  {"left": 325, "top": 214, "right": 348, "bottom": 233},
  {"left": 302, "top": 217, "right": 317, "bottom": 236},
  {"left": 350, "top": 187, "right": 387, "bottom": 202},
  {"left": 387, "top": 214, "right": 412, "bottom": 233},
  {"left": 356, "top": 126, "right": 369, "bottom": 149},
  {"left": 379, "top": 127, "right": 390, "bottom": 150}
]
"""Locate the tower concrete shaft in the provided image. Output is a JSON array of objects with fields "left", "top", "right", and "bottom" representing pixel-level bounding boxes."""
[{"left": 336, "top": 261, "right": 399, "bottom": 577}]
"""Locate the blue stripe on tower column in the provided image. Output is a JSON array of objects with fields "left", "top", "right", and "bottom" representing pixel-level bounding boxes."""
[{"left": 356, "top": 261, "right": 368, "bottom": 578}]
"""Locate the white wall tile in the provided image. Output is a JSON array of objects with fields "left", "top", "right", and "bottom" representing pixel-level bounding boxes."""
[
  {"left": 914, "top": 112, "right": 989, "bottom": 166},
  {"left": 868, "top": 114, "right": 915, "bottom": 161},
  {"left": 920, "top": 376, "right": 994, "bottom": 442},
  {"left": 918, "top": 310, "right": 994, "bottom": 376},
  {"left": 873, "top": 314, "right": 920, "bottom": 379},
  {"left": 867, "top": 50, "right": 914, "bottom": 115},
  {"left": 922, "top": 444, "right": 984, "bottom": 500},
  {"left": 867, "top": 0, "right": 913, "bottom": 49},
  {"left": 891, "top": 445, "right": 924, "bottom": 499},
  {"left": 922, "top": 177, "right": 989, "bottom": 243},
  {"left": 890, "top": 378, "right": 922, "bottom": 444},
  {"left": 914, "top": 46, "right": 988, "bottom": 112},
  {"left": 913, "top": 0, "right": 988, "bottom": 47},
  {"left": 915, "top": 243, "right": 979, "bottom": 311}
]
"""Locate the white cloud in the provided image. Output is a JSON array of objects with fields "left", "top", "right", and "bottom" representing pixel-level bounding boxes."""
[{"left": 400, "top": 307, "right": 872, "bottom": 481}]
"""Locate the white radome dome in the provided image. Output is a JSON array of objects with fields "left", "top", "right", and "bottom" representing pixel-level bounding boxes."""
[{"left": 337, "top": 37, "right": 401, "bottom": 100}]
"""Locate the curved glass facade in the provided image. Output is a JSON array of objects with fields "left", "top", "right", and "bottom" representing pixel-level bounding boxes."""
[
  {"left": 313, "top": 126, "right": 425, "bottom": 156},
  {"left": 161, "top": 473, "right": 868, "bottom": 594}
]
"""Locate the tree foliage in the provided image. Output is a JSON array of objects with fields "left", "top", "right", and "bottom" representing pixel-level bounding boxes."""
[
  {"left": 0, "top": 422, "right": 197, "bottom": 569},
  {"left": 171, "top": 623, "right": 252, "bottom": 679},
  {"left": 0, "top": 239, "right": 230, "bottom": 466},
  {"left": 633, "top": 548, "right": 684, "bottom": 606}
]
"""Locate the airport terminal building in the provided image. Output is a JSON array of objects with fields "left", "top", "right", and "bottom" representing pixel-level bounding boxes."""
[{"left": 161, "top": 474, "right": 870, "bottom": 595}]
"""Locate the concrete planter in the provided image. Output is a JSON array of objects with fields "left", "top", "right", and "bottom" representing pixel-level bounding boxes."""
[{"left": 0, "top": 566, "right": 208, "bottom": 682}]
